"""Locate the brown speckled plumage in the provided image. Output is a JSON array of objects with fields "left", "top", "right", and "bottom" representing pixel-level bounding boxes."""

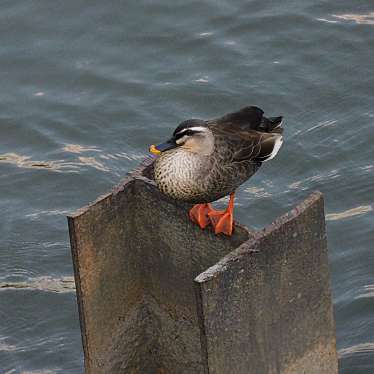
[{"left": 153, "top": 106, "right": 283, "bottom": 204}]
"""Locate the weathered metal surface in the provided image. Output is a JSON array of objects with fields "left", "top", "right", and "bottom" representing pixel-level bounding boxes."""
[
  {"left": 68, "top": 157, "right": 338, "bottom": 374},
  {"left": 68, "top": 158, "right": 250, "bottom": 374},
  {"left": 195, "top": 192, "right": 339, "bottom": 374}
]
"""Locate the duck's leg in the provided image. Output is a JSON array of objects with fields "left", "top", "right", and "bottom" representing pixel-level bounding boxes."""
[
  {"left": 208, "top": 192, "right": 235, "bottom": 236},
  {"left": 189, "top": 203, "right": 212, "bottom": 229}
]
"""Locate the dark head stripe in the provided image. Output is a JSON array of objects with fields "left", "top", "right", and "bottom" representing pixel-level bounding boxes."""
[
  {"left": 174, "top": 126, "right": 207, "bottom": 139},
  {"left": 173, "top": 119, "right": 206, "bottom": 136}
]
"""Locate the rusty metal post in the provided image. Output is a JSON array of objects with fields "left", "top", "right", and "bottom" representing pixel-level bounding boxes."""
[{"left": 68, "top": 158, "right": 338, "bottom": 374}]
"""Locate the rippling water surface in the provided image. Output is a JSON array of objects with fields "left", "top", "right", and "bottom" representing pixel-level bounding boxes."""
[{"left": 0, "top": 1, "right": 373, "bottom": 373}]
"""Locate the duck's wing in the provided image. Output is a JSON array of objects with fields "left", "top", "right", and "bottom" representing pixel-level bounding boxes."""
[
  {"left": 212, "top": 128, "right": 283, "bottom": 163},
  {"left": 209, "top": 106, "right": 284, "bottom": 163}
]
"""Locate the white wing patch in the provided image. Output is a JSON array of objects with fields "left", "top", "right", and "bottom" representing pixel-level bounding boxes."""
[
  {"left": 264, "top": 136, "right": 283, "bottom": 161},
  {"left": 273, "top": 119, "right": 283, "bottom": 129}
]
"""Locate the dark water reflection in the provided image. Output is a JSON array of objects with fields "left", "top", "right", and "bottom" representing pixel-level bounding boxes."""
[{"left": 0, "top": 1, "right": 373, "bottom": 373}]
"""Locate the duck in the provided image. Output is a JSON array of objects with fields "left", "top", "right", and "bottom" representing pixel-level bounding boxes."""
[{"left": 149, "top": 106, "right": 283, "bottom": 236}]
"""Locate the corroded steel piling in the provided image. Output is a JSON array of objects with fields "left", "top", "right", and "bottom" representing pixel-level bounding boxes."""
[{"left": 68, "top": 158, "right": 338, "bottom": 374}]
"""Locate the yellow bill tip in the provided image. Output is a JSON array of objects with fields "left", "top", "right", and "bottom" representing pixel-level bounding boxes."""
[{"left": 149, "top": 144, "right": 161, "bottom": 155}]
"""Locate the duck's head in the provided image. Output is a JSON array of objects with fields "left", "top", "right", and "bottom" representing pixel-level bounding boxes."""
[{"left": 149, "top": 119, "right": 214, "bottom": 156}]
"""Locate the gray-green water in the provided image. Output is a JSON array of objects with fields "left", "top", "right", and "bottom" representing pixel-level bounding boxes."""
[{"left": 0, "top": 1, "right": 373, "bottom": 373}]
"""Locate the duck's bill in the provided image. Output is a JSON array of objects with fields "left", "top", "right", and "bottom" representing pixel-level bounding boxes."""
[{"left": 149, "top": 140, "right": 177, "bottom": 155}]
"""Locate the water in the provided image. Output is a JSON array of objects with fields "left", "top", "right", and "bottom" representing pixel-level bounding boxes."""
[{"left": 0, "top": 1, "right": 373, "bottom": 373}]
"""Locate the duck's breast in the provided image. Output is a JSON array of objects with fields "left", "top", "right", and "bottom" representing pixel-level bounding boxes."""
[{"left": 154, "top": 150, "right": 211, "bottom": 202}]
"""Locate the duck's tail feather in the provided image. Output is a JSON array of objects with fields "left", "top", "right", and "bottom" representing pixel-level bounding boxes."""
[
  {"left": 253, "top": 134, "right": 284, "bottom": 162},
  {"left": 259, "top": 116, "right": 283, "bottom": 134}
]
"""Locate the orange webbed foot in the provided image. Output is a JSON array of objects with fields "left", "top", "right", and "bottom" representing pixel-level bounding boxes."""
[
  {"left": 210, "top": 210, "right": 234, "bottom": 236},
  {"left": 208, "top": 192, "right": 236, "bottom": 236},
  {"left": 207, "top": 209, "right": 226, "bottom": 228},
  {"left": 212, "top": 212, "right": 234, "bottom": 236},
  {"left": 189, "top": 193, "right": 236, "bottom": 236},
  {"left": 189, "top": 203, "right": 211, "bottom": 229}
]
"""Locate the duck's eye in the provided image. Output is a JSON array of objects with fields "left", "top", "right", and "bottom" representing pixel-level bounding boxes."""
[{"left": 176, "top": 129, "right": 194, "bottom": 139}]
